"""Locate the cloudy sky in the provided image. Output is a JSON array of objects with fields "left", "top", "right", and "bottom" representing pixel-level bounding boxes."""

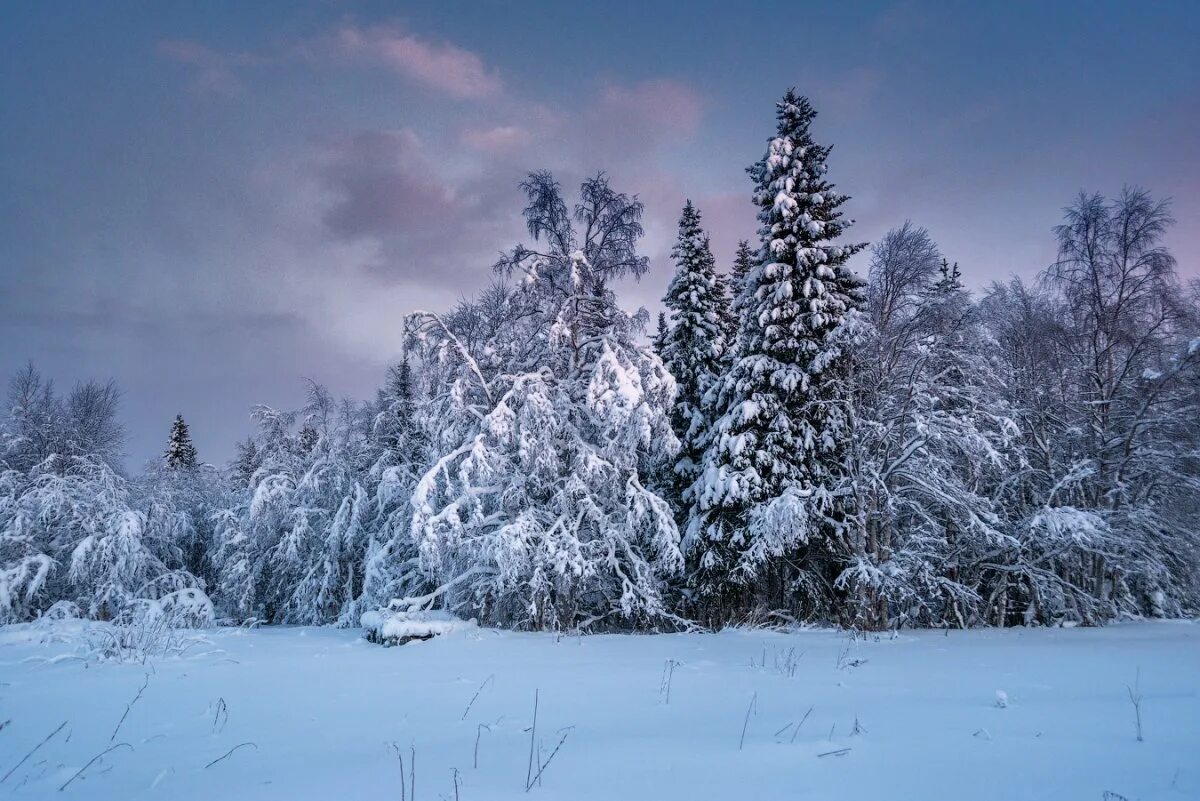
[{"left": 2, "top": 1, "right": 1197, "bottom": 467}]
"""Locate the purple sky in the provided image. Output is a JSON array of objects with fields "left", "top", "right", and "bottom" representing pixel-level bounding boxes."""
[{"left": 2, "top": 1, "right": 1197, "bottom": 467}]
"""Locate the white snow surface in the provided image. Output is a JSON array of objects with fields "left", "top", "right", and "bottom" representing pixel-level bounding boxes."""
[{"left": 1, "top": 621, "right": 1197, "bottom": 800}]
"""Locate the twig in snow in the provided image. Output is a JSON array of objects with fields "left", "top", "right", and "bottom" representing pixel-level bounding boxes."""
[
  {"left": 525, "top": 727, "right": 572, "bottom": 792},
  {"left": 525, "top": 689, "right": 538, "bottom": 790},
  {"left": 59, "top": 742, "right": 132, "bottom": 791},
  {"left": 452, "top": 767, "right": 461, "bottom": 801},
  {"left": 110, "top": 673, "right": 150, "bottom": 744},
  {"left": 1126, "top": 668, "right": 1144, "bottom": 742},
  {"left": 772, "top": 646, "right": 803, "bottom": 678},
  {"left": 0, "top": 719, "right": 10, "bottom": 733},
  {"left": 461, "top": 675, "right": 495, "bottom": 720},
  {"left": 738, "top": 693, "right": 758, "bottom": 750},
  {"left": 850, "top": 715, "right": 866, "bottom": 736},
  {"left": 474, "top": 723, "right": 491, "bottom": 769},
  {"left": 204, "top": 742, "right": 257, "bottom": 769},
  {"left": 790, "top": 705, "right": 815, "bottom": 744},
  {"left": 212, "top": 697, "right": 228, "bottom": 734},
  {"left": 659, "top": 660, "right": 680, "bottom": 704},
  {"left": 392, "top": 743, "right": 407, "bottom": 801},
  {"left": 835, "top": 635, "right": 867, "bottom": 669},
  {"left": 817, "top": 747, "right": 851, "bottom": 758},
  {"left": 2, "top": 720, "right": 67, "bottom": 784}
]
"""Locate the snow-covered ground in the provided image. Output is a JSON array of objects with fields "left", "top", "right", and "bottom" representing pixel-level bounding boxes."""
[{"left": 1, "top": 621, "right": 1197, "bottom": 800}]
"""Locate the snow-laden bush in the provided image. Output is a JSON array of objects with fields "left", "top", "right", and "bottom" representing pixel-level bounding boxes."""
[
  {"left": 360, "top": 608, "right": 476, "bottom": 646},
  {"left": 19, "top": 589, "right": 214, "bottom": 663},
  {"left": 208, "top": 383, "right": 418, "bottom": 626},
  {"left": 157, "top": 586, "right": 216, "bottom": 628},
  {"left": 0, "top": 455, "right": 205, "bottom": 622}
]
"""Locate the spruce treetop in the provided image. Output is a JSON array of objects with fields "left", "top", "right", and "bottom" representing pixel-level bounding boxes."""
[
  {"left": 730, "top": 240, "right": 755, "bottom": 299},
  {"left": 164, "top": 413, "right": 198, "bottom": 470}
]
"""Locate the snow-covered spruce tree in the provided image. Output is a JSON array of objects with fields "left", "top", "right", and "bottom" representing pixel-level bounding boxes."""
[
  {"left": 730, "top": 239, "right": 755, "bottom": 296},
  {"left": 232, "top": 438, "right": 261, "bottom": 487},
  {"left": 723, "top": 239, "right": 756, "bottom": 342},
  {"left": 660, "top": 201, "right": 728, "bottom": 510},
  {"left": 652, "top": 311, "right": 670, "bottom": 357},
  {"left": 164, "top": 414, "right": 198, "bottom": 470},
  {"left": 688, "top": 91, "right": 866, "bottom": 623},
  {"left": 404, "top": 172, "right": 682, "bottom": 631}
]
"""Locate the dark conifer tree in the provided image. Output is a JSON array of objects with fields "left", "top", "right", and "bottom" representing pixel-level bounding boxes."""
[
  {"left": 723, "top": 239, "right": 756, "bottom": 342},
  {"left": 660, "top": 201, "right": 729, "bottom": 507},
  {"left": 233, "top": 437, "right": 260, "bottom": 485},
  {"left": 688, "top": 91, "right": 867, "bottom": 619},
  {"left": 164, "top": 414, "right": 198, "bottom": 470},
  {"left": 652, "top": 311, "right": 670, "bottom": 357}
]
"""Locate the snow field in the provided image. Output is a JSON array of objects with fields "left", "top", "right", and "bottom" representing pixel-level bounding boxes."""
[{"left": 0, "top": 622, "right": 1197, "bottom": 800}]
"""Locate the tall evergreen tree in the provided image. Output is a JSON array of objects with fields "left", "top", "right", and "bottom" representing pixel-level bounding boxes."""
[
  {"left": 724, "top": 239, "right": 756, "bottom": 341},
  {"left": 688, "top": 91, "right": 867, "bottom": 620},
  {"left": 730, "top": 239, "right": 755, "bottom": 296},
  {"left": 233, "top": 438, "right": 260, "bottom": 486},
  {"left": 374, "top": 361, "right": 419, "bottom": 458},
  {"left": 661, "top": 201, "right": 729, "bottom": 503},
  {"left": 164, "top": 414, "right": 198, "bottom": 470},
  {"left": 652, "top": 311, "right": 670, "bottom": 356}
]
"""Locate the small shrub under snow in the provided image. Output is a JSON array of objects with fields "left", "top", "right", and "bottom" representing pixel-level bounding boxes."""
[
  {"left": 15, "top": 590, "right": 217, "bottom": 663},
  {"left": 360, "top": 609, "right": 475, "bottom": 646}
]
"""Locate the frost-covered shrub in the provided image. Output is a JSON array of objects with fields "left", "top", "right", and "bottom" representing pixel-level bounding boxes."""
[
  {"left": 0, "top": 455, "right": 204, "bottom": 622},
  {"left": 209, "top": 380, "right": 423, "bottom": 626},
  {"left": 41, "top": 599, "right": 81, "bottom": 621},
  {"left": 0, "top": 554, "right": 54, "bottom": 624},
  {"left": 79, "top": 596, "right": 213, "bottom": 662},
  {"left": 158, "top": 587, "right": 215, "bottom": 628},
  {"left": 360, "top": 609, "right": 475, "bottom": 646}
]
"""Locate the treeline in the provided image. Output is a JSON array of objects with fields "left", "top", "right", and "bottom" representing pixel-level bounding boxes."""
[{"left": 2, "top": 90, "right": 1198, "bottom": 631}]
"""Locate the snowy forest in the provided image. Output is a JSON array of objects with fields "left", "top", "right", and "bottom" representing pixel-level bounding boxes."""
[{"left": 3, "top": 91, "right": 1198, "bottom": 633}]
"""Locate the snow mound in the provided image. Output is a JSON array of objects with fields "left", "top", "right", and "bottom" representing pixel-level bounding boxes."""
[{"left": 361, "top": 609, "right": 476, "bottom": 645}]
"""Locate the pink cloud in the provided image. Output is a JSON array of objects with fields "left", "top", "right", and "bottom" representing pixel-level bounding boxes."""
[
  {"left": 310, "top": 127, "right": 529, "bottom": 287},
  {"left": 598, "top": 79, "right": 703, "bottom": 138},
  {"left": 317, "top": 129, "right": 458, "bottom": 239},
  {"left": 156, "top": 39, "right": 262, "bottom": 96},
  {"left": 461, "top": 125, "right": 533, "bottom": 153},
  {"left": 551, "top": 79, "right": 705, "bottom": 167},
  {"left": 334, "top": 24, "right": 502, "bottom": 100}
]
